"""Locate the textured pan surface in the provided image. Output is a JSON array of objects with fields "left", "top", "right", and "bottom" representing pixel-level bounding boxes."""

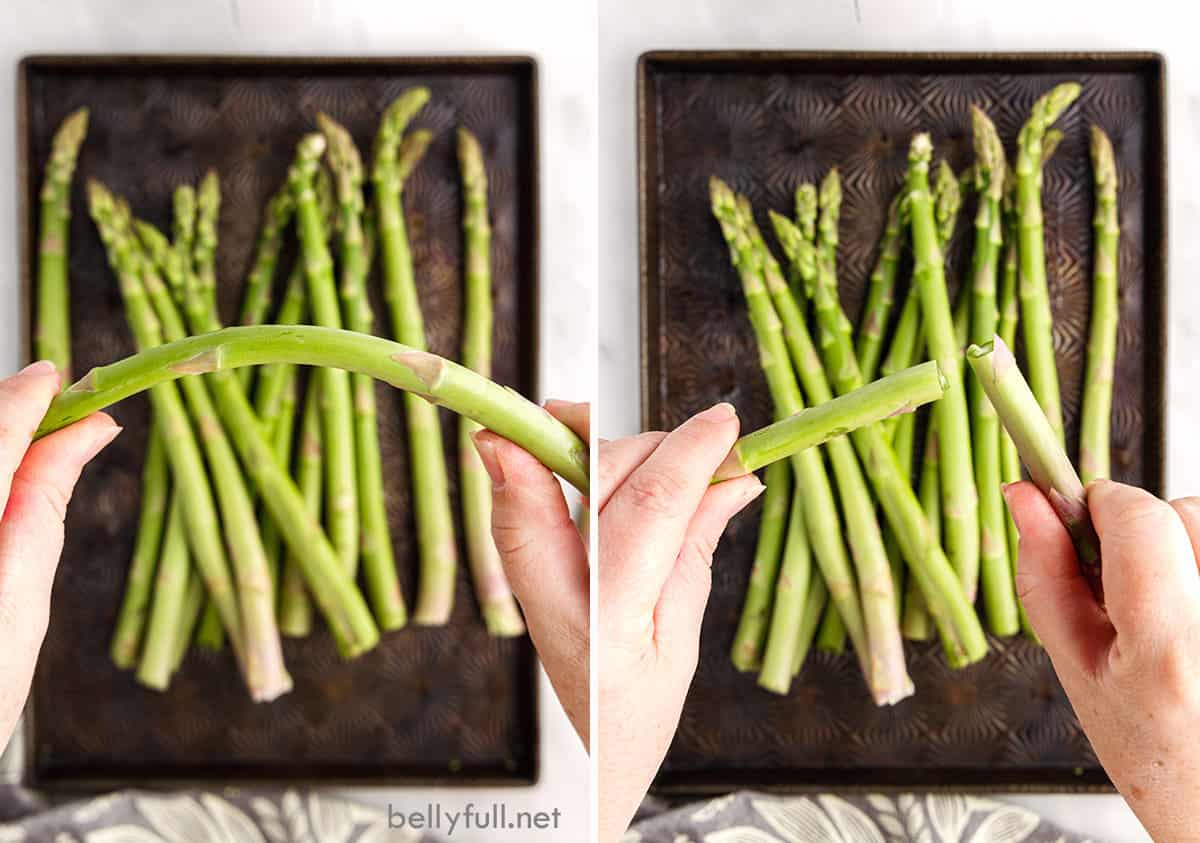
[
  {"left": 639, "top": 52, "right": 1166, "bottom": 792},
  {"left": 20, "top": 56, "right": 539, "bottom": 787}
]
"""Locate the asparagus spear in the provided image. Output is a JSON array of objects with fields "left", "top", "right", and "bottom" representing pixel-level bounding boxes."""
[
  {"left": 110, "top": 421, "right": 168, "bottom": 669},
  {"left": 236, "top": 184, "right": 295, "bottom": 388},
  {"left": 816, "top": 604, "right": 846, "bottom": 654},
  {"left": 373, "top": 90, "right": 460, "bottom": 625},
  {"left": 856, "top": 193, "right": 905, "bottom": 381},
  {"left": 967, "top": 336, "right": 1102, "bottom": 601},
  {"left": 92, "top": 184, "right": 293, "bottom": 701},
  {"left": 36, "top": 108, "right": 88, "bottom": 378},
  {"left": 170, "top": 563, "right": 205, "bottom": 675},
  {"left": 1080, "top": 126, "right": 1120, "bottom": 484},
  {"left": 280, "top": 374, "right": 323, "bottom": 637},
  {"left": 731, "top": 458, "right": 791, "bottom": 672},
  {"left": 192, "top": 171, "right": 221, "bottom": 320},
  {"left": 238, "top": 184, "right": 294, "bottom": 328},
  {"left": 135, "top": 498, "right": 189, "bottom": 690},
  {"left": 758, "top": 472, "right": 814, "bottom": 693},
  {"left": 902, "top": 423, "right": 940, "bottom": 641},
  {"left": 40, "top": 326, "right": 590, "bottom": 493},
  {"left": 907, "top": 135, "right": 980, "bottom": 600},
  {"left": 773, "top": 206, "right": 987, "bottom": 668},
  {"left": 744, "top": 199, "right": 911, "bottom": 703},
  {"left": 791, "top": 575, "right": 829, "bottom": 676},
  {"left": 260, "top": 369, "right": 297, "bottom": 588},
  {"left": 87, "top": 189, "right": 245, "bottom": 681},
  {"left": 966, "top": 109, "right": 1020, "bottom": 637},
  {"left": 456, "top": 128, "right": 524, "bottom": 636},
  {"left": 1015, "top": 83, "right": 1082, "bottom": 442},
  {"left": 709, "top": 179, "right": 873, "bottom": 697},
  {"left": 817, "top": 168, "right": 841, "bottom": 270},
  {"left": 288, "top": 135, "right": 361, "bottom": 585},
  {"left": 318, "top": 114, "right": 409, "bottom": 632}
]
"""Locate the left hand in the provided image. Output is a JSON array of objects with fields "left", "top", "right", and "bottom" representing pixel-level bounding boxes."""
[{"left": 0, "top": 361, "right": 121, "bottom": 749}]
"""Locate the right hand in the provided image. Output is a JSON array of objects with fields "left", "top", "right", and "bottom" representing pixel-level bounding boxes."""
[{"left": 1006, "top": 479, "right": 1200, "bottom": 842}]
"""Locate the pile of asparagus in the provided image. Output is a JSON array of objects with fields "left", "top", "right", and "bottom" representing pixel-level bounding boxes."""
[
  {"left": 35, "top": 90, "right": 531, "bottom": 701},
  {"left": 714, "top": 82, "right": 1121, "bottom": 704}
]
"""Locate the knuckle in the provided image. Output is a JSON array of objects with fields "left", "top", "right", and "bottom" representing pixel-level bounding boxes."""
[{"left": 625, "top": 468, "right": 687, "bottom": 518}]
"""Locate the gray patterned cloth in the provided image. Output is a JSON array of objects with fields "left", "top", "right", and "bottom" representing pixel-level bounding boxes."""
[
  {"left": 0, "top": 787, "right": 439, "bottom": 843},
  {"left": 625, "top": 792, "right": 1096, "bottom": 843}
]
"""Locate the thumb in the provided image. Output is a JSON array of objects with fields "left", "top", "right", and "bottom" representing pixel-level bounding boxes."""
[{"left": 1004, "top": 481, "right": 1112, "bottom": 676}]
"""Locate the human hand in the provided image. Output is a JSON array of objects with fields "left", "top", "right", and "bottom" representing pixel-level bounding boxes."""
[
  {"left": 1006, "top": 478, "right": 1200, "bottom": 842},
  {"left": 0, "top": 361, "right": 121, "bottom": 748},
  {"left": 597, "top": 403, "right": 765, "bottom": 842},
  {"left": 472, "top": 400, "right": 591, "bottom": 748}
]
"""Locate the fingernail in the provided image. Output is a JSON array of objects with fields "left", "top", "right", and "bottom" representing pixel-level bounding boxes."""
[
  {"left": 472, "top": 432, "right": 506, "bottom": 489},
  {"left": 697, "top": 402, "right": 736, "bottom": 423},
  {"left": 83, "top": 423, "right": 122, "bottom": 463},
  {"left": 746, "top": 478, "right": 767, "bottom": 501},
  {"left": 18, "top": 360, "right": 56, "bottom": 379},
  {"left": 543, "top": 398, "right": 571, "bottom": 412}
]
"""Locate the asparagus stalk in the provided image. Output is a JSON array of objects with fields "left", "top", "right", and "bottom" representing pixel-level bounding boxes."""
[
  {"left": 317, "top": 113, "right": 408, "bottom": 632},
  {"left": 1080, "top": 126, "right": 1120, "bottom": 484},
  {"left": 772, "top": 206, "right": 987, "bottom": 668},
  {"left": 907, "top": 135, "right": 981, "bottom": 600},
  {"left": 39, "top": 326, "right": 590, "bottom": 493},
  {"left": 170, "top": 564, "right": 205, "bottom": 675},
  {"left": 709, "top": 179, "right": 873, "bottom": 697},
  {"left": 280, "top": 374, "right": 323, "bottom": 637},
  {"left": 967, "top": 336, "right": 1103, "bottom": 601},
  {"left": 1015, "top": 83, "right": 1082, "bottom": 442},
  {"left": 745, "top": 199, "right": 911, "bottom": 703},
  {"left": 192, "top": 171, "right": 220, "bottom": 319},
  {"left": 714, "top": 360, "right": 946, "bottom": 482},
  {"left": 731, "top": 459, "right": 791, "bottom": 672},
  {"left": 135, "top": 498, "right": 189, "bottom": 690},
  {"left": 87, "top": 189, "right": 245, "bottom": 676},
  {"left": 36, "top": 108, "right": 88, "bottom": 377},
  {"left": 816, "top": 604, "right": 846, "bottom": 654},
  {"left": 791, "top": 575, "right": 829, "bottom": 676},
  {"left": 457, "top": 128, "right": 524, "bottom": 636},
  {"left": 902, "top": 423, "right": 940, "bottom": 640},
  {"left": 261, "top": 368, "right": 298, "bottom": 588},
  {"left": 966, "top": 109, "right": 1020, "bottom": 637},
  {"left": 288, "top": 135, "right": 361, "bottom": 584},
  {"left": 238, "top": 184, "right": 294, "bottom": 328},
  {"left": 236, "top": 184, "right": 295, "bottom": 388},
  {"left": 758, "top": 472, "right": 814, "bottom": 692},
  {"left": 817, "top": 168, "right": 841, "bottom": 269},
  {"left": 373, "top": 89, "right": 460, "bottom": 625},
  {"left": 997, "top": 198, "right": 1038, "bottom": 641},
  {"left": 110, "top": 420, "right": 168, "bottom": 669},
  {"left": 856, "top": 192, "right": 905, "bottom": 381},
  {"left": 92, "top": 184, "right": 293, "bottom": 701}
]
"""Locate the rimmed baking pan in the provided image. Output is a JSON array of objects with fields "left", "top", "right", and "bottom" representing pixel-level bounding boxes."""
[
  {"left": 639, "top": 50, "right": 1166, "bottom": 793},
  {"left": 19, "top": 54, "right": 540, "bottom": 789}
]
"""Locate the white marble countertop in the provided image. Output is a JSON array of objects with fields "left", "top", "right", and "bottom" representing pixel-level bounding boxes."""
[
  {"left": 0, "top": 1, "right": 594, "bottom": 841},
  {"left": 596, "top": 0, "right": 1198, "bottom": 840}
]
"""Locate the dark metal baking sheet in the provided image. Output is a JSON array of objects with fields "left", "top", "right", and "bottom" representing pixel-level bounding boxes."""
[
  {"left": 19, "top": 54, "right": 540, "bottom": 789},
  {"left": 638, "top": 50, "right": 1167, "bottom": 793}
]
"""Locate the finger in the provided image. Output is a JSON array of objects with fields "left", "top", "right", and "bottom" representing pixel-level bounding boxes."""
[
  {"left": 0, "top": 413, "right": 119, "bottom": 736},
  {"left": 544, "top": 399, "right": 590, "bottom": 443},
  {"left": 596, "top": 432, "right": 666, "bottom": 512},
  {"left": 1004, "top": 481, "right": 1112, "bottom": 676},
  {"left": 1088, "top": 480, "right": 1200, "bottom": 645},
  {"left": 654, "top": 475, "right": 765, "bottom": 661},
  {"left": 601, "top": 403, "right": 741, "bottom": 615},
  {"left": 1168, "top": 497, "right": 1200, "bottom": 575},
  {"left": 473, "top": 430, "right": 588, "bottom": 640},
  {"left": 0, "top": 361, "right": 62, "bottom": 517}
]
